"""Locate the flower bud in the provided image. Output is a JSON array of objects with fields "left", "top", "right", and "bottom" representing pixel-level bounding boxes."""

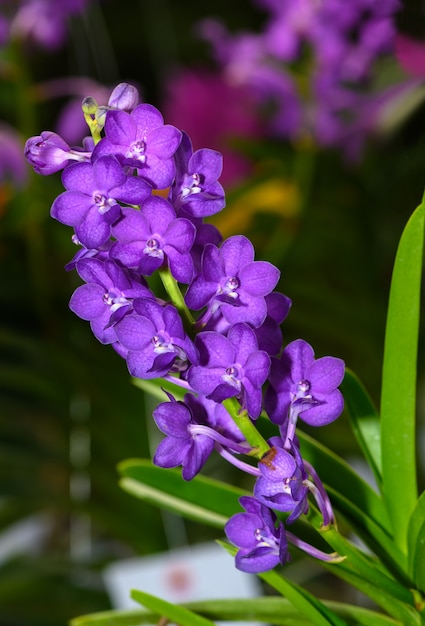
[
  {"left": 108, "top": 82, "right": 139, "bottom": 111},
  {"left": 24, "top": 131, "right": 72, "bottom": 175},
  {"left": 81, "top": 96, "right": 98, "bottom": 117}
]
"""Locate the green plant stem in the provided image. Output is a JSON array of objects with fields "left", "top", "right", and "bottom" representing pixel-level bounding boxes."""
[
  {"left": 159, "top": 267, "right": 195, "bottom": 332},
  {"left": 223, "top": 397, "right": 269, "bottom": 458}
]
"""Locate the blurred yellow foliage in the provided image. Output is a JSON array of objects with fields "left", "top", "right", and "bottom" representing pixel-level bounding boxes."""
[{"left": 213, "top": 178, "right": 300, "bottom": 238}]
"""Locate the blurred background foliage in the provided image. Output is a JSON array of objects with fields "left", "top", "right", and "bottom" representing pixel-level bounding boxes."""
[{"left": 1, "top": 0, "right": 425, "bottom": 624}]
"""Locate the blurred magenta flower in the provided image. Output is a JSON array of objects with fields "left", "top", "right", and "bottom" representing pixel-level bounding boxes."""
[
  {"left": 395, "top": 34, "right": 425, "bottom": 77},
  {"left": 163, "top": 69, "right": 263, "bottom": 187}
]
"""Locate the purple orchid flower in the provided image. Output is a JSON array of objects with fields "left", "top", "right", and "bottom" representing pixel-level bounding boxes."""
[
  {"left": 187, "top": 323, "right": 270, "bottom": 419},
  {"left": 265, "top": 339, "right": 345, "bottom": 443},
  {"left": 169, "top": 131, "right": 225, "bottom": 218},
  {"left": 225, "top": 496, "right": 289, "bottom": 573},
  {"left": 69, "top": 258, "right": 152, "bottom": 344},
  {"left": 185, "top": 235, "right": 280, "bottom": 328},
  {"left": 253, "top": 444, "right": 309, "bottom": 523},
  {"left": 24, "top": 131, "right": 90, "bottom": 175},
  {"left": 51, "top": 155, "right": 152, "bottom": 249},
  {"left": 254, "top": 291, "right": 292, "bottom": 356},
  {"left": 153, "top": 392, "right": 246, "bottom": 480},
  {"left": 92, "top": 103, "right": 182, "bottom": 189},
  {"left": 114, "top": 297, "right": 197, "bottom": 379},
  {"left": 111, "top": 196, "right": 196, "bottom": 284},
  {"left": 153, "top": 393, "right": 216, "bottom": 480}
]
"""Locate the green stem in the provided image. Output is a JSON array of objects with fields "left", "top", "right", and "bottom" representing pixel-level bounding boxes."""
[
  {"left": 159, "top": 268, "right": 195, "bottom": 332},
  {"left": 223, "top": 397, "right": 269, "bottom": 458}
]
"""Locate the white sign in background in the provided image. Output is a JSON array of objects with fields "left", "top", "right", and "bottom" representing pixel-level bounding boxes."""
[{"left": 103, "top": 541, "right": 263, "bottom": 626}]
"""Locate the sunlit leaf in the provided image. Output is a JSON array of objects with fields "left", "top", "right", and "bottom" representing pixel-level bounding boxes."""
[{"left": 380, "top": 197, "right": 424, "bottom": 551}]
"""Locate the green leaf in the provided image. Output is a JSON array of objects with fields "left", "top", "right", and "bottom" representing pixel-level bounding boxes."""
[
  {"left": 118, "top": 459, "right": 245, "bottom": 528},
  {"left": 408, "top": 490, "right": 425, "bottom": 593},
  {"left": 70, "top": 608, "right": 156, "bottom": 625},
  {"left": 341, "top": 369, "right": 382, "bottom": 489},
  {"left": 297, "top": 431, "right": 391, "bottom": 534},
  {"left": 70, "top": 598, "right": 402, "bottom": 626},
  {"left": 131, "top": 589, "right": 216, "bottom": 626},
  {"left": 380, "top": 197, "right": 425, "bottom": 550},
  {"left": 131, "top": 376, "right": 186, "bottom": 402},
  {"left": 325, "top": 486, "right": 409, "bottom": 582}
]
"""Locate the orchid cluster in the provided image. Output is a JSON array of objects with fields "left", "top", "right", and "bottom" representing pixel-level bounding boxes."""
[
  {"left": 25, "top": 82, "right": 345, "bottom": 575},
  {"left": 201, "top": 0, "right": 401, "bottom": 155}
]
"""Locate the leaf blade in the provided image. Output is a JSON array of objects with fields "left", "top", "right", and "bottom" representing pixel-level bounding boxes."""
[{"left": 380, "top": 198, "right": 425, "bottom": 550}]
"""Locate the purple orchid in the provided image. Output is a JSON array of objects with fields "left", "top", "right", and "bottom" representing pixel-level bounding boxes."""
[
  {"left": 107, "top": 82, "right": 140, "bottom": 112},
  {"left": 185, "top": 235, "right": 280, "bottom": 328},
  {"left": 92, "top": 104, "right": 182, "bottom": 189},
  {"left": 114, "top": 297, "right": 197, "bottom": 379},
  {"left": 187, "top": 323, "right": 270, "bottom": 419},
  {"left": 24, "top": 131, "right": 90, "bottom": 175},
  {"left": 153, "top": 393, "right": 216, "bottom": 480},
  {"left": 111, "top": 196, "right": 196, "bottom": 284},
  {"left": 253, "top": 444, "right": 309, "bottom": 523},
  {"left": 51, "top": 155, "right": 152, "bottom": 249},
  {"left": 254, "top": 292, "right": 292, "bottom": 356},
  {"left": 153, "top": 392, "right": 246, "bottom": 480},
  {"left": 169, "top": 131, "right": 225, "bottom": 218},
  {"left": 69, "top": 258, "right": 152, "bottom": 344},
  {"left": 225, "top": 496, "right": 288, "bottom": 573},
  {"left": 265, "top": 339, "right": 345, "bottom": 446}
]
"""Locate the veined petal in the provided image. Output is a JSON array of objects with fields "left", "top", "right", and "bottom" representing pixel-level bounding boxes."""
[
  {"left": 228, "top": 323, "right": 259, "bottom": 364},
  {"left": 196, "top": 331, "right": 235, "bottom": 366},
  {"left": 307, "top": 356, "right": 345, "bottom": 393},
  {"left": 300, "top": 389, "right": 344, "bottom": 426},
  {"left": 188, "top": 148, "right": 223, "bottom": 183},
  {"left": 114, "top": 314, "right": 154, "bottom": 351},
  {"left": 69, "top": 284, "right": 105, "bottom": 320},
  {"left": 149, "top": 124, "right": 182, "bottom": 160},
  {"left": 153, "top": 401, "right": 191, "bottom": 437},
  {"left": 104, "top": 109, "right": 136, "bottom": 145},
  {"left": 221, "top": 235, "right": 254, "bottom": 275},
  {"left": 132, "top": 103, "right": 165, "bottom": 134},
  {"left": 62, "top": 161, "right": 96, "bottom": 194},
  {"left": 93, "top": 155, "right": 126, "bottom": 190},
  {"left": 76, "top": 209, "right": 111, "bottom": 249},
  {"left": 154, "top": 436, "right": 188, "bottom": 469},
  {"left": 285, "top": 339, "right": 315, "bottom": 384},
  {"left": 165, "top": 218, "right": 196, "bottom": 253},
  {"left": 51, "top": 191, "right": 93, "bottom": 226},
  {"left": 239, "top": 261, "right": 280, "bottom": 297},
  {"left": 113, "top": 173, "right": 152, "bottom": 206},
  {"left": 185, "top": 274, "right": 216, "bottom": 310}
]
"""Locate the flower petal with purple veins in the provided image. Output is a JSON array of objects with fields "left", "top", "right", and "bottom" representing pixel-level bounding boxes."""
[
  {"left": 239, "top": 261, "right": 280, "bottom": 297},
  {"left": 307, "top": 356, "right": 345, "bottom": 393},
  {"left": 221, "top": 236, "right": 254, "bottom": 275}
]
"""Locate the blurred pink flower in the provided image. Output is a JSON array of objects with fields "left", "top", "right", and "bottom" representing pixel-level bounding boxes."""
[
  {"left": 163, "top": 69, "right": 264, "bottom": 187},
  {"left": 395, "top": 34, "right": 425, "bottom": 77}
]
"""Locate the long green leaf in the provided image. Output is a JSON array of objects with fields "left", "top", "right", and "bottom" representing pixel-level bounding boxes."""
[
  {"left": 380, "top": 198, "right": 425, "bottom": 550},
  {"left": 408, "top": 490, "right": 425, "bottom": 592},
  {"left": 341, "top": 369, "right": 382, "bottom": 489},
  {"left": 70, "top": 608, "right": 156, "bottom": 626},
  {"left": 325, "top": 486, "right": 409, "bottom": 581},
  {"left": 119, "top": 459, "right": 245, "bottom": 528},
  {"left": 69, "top": 598, "right": 402, "bottom": 626},
  {"left": 297, "top": 431, "right": 390, "bottom": 534},
  {"left": 131, "top": 589, "right": 216, "bottom": 626}
]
